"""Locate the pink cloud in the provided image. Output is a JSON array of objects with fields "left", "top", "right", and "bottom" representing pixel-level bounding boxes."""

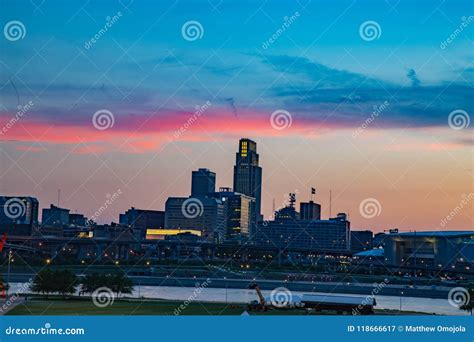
[{"left": 0, "top": 109, "right": 351, "bottom": 154}]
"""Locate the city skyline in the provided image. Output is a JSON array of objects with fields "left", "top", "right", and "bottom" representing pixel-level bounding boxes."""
[
  {"left": 1, "top": 0, "right": 473, "bottom": 232},
  {"left": 1, "top": 135, "right": 472, "bottom": 234}
]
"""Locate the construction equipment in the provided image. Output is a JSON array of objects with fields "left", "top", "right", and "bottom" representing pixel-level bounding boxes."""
[
  {"left": 247, "top": 282, "right": 377, "bottom": 314},
  {"left": 247, "top": 283, "right": 267, "bottom": 311}
]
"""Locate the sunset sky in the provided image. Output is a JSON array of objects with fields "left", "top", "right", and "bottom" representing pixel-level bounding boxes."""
[{"left": 1, "top": 0, "right": 472, "bottom": 232}]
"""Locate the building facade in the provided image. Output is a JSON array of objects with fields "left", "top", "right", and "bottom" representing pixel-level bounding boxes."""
[
  {"left": 0, "top": 196, "right": 38, "bottom": 236},
  {"left": 384, "top": 231, "right": 474, "bottom": 269},
  {"left": 42, "top": 204, "right": 70, "bottom": 227},
  {"left": 300, "top": 201, "right": 321, "bottom": 220},
  {"left": 256, "top": 212, "right": 350, "bottom": 251},
  {"left": 350, "top": 230, "right": 373, "bottom": 252},
  {"left": 164, "top": 197, "right": 226, "bottom": 242},
  {"left": 210, "top": 188, "right": 255, "bottom": 241},
  {"left": 191, "top": 168, "right": 216, "bottom": 197},
  {"left": 119, "top": 207, "right": 165, "bottom": 240},
  {"left": 0, "top": 196, "right": 39, "bottom": 225}
]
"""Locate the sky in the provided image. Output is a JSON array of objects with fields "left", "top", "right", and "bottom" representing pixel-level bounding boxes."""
[{"left": 0, "top": 0, "right": 473, "bottom": 232}]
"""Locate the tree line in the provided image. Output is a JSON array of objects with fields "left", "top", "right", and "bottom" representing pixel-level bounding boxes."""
[{"left": 27, "top": 270, "right": 133, "bottom": 298}]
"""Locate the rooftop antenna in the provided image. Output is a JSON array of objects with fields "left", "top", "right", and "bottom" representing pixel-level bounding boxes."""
[
  {"left": 272, "top": 198, "right": 275, "bottom": 214},
  {"left": 329, "top": 189, "right": 332, "bottom": 218},
  {"left": 289, "top": 193, "right": 296, "bottom": 208},
  {"left": 57, "top": 189, "right": 61, "bottom": 207}
]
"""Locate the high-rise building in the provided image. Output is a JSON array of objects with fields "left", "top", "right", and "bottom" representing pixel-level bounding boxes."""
[
  {"left": 210, "top": 187, "right": 255, "bottom": 241},
  {"left": 191, "top": 168, "right": 216, "bottom": 197},
  {"left": 300, "top": 201, "right": 321, "bottom": 220},
  {"left": 42, "top": 204, "right": 70, "bottom": 227},
  {"left": 0, "top": 196, "right": 39, "bottom": 236},
  {"left": 164, "top": 197, "right": 225, "bottom": 243},
  {"left": 233, "top": 138, "right": 262, "bottom": 222}
]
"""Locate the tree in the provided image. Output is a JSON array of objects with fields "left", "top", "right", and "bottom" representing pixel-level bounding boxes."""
[
  {"left": 107, "top": 273, "right": 133, "bottom": 297},
  {"left": 80, "top": 273, "right": 105, "bottom": 295},
  {"left": 80, "top": 272, "right": 134, "bottom": 297},
  {"left": 31, "top": 269, "right": 77, "bottom": 297},
  {"left": 54, "top": 270, "right": 78, "bottom": 295},
  {"left": 31, "top": 269, "right": 55, "bottom": 297}
]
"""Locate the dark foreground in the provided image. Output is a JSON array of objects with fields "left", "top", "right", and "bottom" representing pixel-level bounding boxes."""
[{"left": 5, "top": 298, "right": 425, "bottom": 316}]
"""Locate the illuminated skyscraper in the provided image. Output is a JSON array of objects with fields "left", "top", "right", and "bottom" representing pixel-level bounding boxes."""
[{"left": 233, "top": 138, "right": 262, "bottom": 222}]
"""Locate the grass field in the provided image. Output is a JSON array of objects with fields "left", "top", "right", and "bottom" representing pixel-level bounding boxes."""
[
  {"left": 6, "top": 299, "right": 308, "bottom": 315},
  {"left": 6, "top": 299, "right": 248, "bottom": 315},
  {"left": 5, "top": 298, "right": 418, "bottom": 316}
]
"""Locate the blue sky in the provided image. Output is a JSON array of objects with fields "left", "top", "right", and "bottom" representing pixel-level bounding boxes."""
[{"left": 1, "top": 0, "right": 472, "bottom": 125}]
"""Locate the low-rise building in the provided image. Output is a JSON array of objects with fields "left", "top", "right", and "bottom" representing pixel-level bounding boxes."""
[
  {"left": 384, "top": 231, "right": 474, "bottom": 269},
  {"left": 256, "top": 212, "right": 350, "bottom": 251},
  {"left": 351, "top": 230, "right": 373, "bottom": 252}
]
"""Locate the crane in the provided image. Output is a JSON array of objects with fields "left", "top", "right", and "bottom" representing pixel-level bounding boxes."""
[{"left": 247, "top": 283, "right": 267, "bottom": 311}]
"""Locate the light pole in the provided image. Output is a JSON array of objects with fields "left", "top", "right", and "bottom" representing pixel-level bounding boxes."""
[
  {"left": 399, "top": 291, "right": 404, "bottom": 313},
  {"left": 224, "top": 277, "right": 228, "bottom": 304},
  {"left": 6, "top": 249, "right": 12, "bottom": 297}
]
